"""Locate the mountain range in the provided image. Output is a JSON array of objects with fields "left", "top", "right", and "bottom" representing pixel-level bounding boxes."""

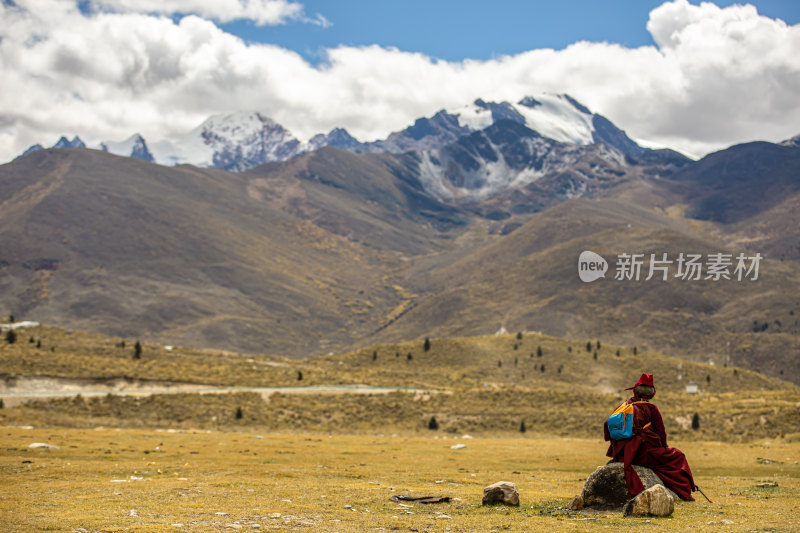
[
  {"left": 19, "top": 93, "right": 683, "bottom": 174},
  {"left": 3, "top": 94, "right": 799, "bottom": 384}
]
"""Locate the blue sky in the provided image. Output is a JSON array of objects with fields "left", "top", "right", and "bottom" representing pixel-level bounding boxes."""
[
  {"left": 2, "top": 0, "right": 800, "bottom": 161},
  {"left": 221, "top": 0, "right": 800, "bottom": 63}
]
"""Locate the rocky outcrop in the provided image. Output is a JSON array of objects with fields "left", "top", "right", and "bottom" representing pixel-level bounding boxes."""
[{"left": 568, "top": 462, "right": 678, "bottom": 511}]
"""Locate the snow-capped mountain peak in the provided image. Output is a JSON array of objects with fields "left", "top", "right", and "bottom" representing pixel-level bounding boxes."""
[
  {"left": 149, "top": 112, "right": 301, "bottom": 171},
  {"left": 447, "top": 94, "right": 595, "bottom": 146},
  {"left": 99, "top": 133, "right": 154, "bottom": 162}
]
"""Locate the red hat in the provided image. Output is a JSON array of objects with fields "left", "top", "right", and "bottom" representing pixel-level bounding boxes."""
[{"left": 625, "top": 373, "right": 654, "bottom": 390}]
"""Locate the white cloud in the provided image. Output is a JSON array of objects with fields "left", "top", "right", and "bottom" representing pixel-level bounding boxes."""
[
  {"left": 88, "top": 0, "right": 304, "bottom": 26},
  {"left": 1, "top": 0, "right": 799, "bottom": 163}
]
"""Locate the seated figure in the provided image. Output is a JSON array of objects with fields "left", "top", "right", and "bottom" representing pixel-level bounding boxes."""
[{"left": 603, "top": 373, "right": 696, "bottom": 501}]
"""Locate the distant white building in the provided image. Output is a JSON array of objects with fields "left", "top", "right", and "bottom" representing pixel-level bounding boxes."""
[{"left": 685, "top": 382, "right": 698, "bottom": 394}]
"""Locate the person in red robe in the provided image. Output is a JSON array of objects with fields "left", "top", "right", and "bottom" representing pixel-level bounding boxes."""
[{"left": 603, "top": 373, "right": 697, "bottom": 501}]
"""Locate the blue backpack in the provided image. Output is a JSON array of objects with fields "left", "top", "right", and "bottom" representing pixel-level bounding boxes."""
[{"left": 607, "top": 400, "right": 650, "bottom": 440}]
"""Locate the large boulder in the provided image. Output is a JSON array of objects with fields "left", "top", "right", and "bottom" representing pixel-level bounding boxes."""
[
  {"left": 622, "top": 484, "right": 675, "bottom": 516},
  {"left": 482, "top": 481, "right": 519, "bottom": 506},
  {"left": 568, "top": 462, "right": 678, "bottom": 511}
]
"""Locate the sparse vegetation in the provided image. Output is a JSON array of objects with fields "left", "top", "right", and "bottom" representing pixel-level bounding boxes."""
[
  {"left": 692, "top": 412, "right": 700, "bottom": 430},
  {"left": 5, "top": 329, "right": 16, "bottom": 344},
  {"left": 428, "top": 416, "right": 439, "bottom": 430},
  {"left": 133, "top": 340, "right": 142, "bottom": 359},
  {"left": 423, "top": 337, "right": 431, "bottom": 352}
]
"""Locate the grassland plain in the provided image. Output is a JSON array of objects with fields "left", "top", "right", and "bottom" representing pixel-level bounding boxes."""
[
  {"left": 1, "top": 427, "right": 798, "bottom": 532},
  {"left": 2, "top": 326, "right": 799, "bottom": 441},
  {"left": 1, "top": 325, "right": 799, "bottom": 531}
]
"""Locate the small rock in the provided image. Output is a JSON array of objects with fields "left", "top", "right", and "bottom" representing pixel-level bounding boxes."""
[
  {"left": 756, "top": 481, "right": 778, "bottom": 488},
  {"left": 434, "top": 515, "right": 452, "bottom": 520},
  {"left": 567, "top": 494, "right": 584, "bottom": 511},
  {"left": 482, "top": 481, "right": 520, "bottom": 506},
  {"left": 215, "top": 512, "right": 229, "bottom": 516},
  {"left": 268, "top": 513, "right": 281, "bottom": 519},
  {"left": 129, "top": 509, "right": 138, "bottom": 517},
  {"left": 343, "top": 505, "right": 353, "bottom": 509},
  {"left": 722, "top": 519, "right": 735, "bottom": 525},
  {"left": 450, "top": 444, "right": 466, "bottom": 450},
  {"left": 622, "top": 485, "right": 674, "bottom": 517},
  {"left": 29, "top": 443, "right": 60, "bottom": 450}
]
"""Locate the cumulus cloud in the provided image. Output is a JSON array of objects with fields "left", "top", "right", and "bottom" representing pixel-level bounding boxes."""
[
  {"left": 1, "top": 0, "right": 799, "bottom": 163},
  {"left": 87, "top": 0, "right": 306, "bottom": 26}
]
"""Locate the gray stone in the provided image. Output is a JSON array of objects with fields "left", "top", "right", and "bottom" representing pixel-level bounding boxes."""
[
  {"left": 482, "top": 481, "right": 519, "bottom": 506},
  {"left": 569, "top": 462, "right": 678, "bottom": 511},
  {"left": 622, "top": 484, "right": 674, "bottom": 516}
]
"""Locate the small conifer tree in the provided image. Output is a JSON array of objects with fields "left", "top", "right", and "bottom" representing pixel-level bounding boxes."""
[
  {"left": 424, "top": 337, "right": 431, "bottom": 352},
  {"left": 372, "top": 351, "right": 377, "bottom": 361},
  {"left": 537, "top": 346, "right": 543, "bottom": 357},
  {"left": 540, "top": 364, "right": 545, "bottom": 373},
  {"left": 596, "top": 340, "right": 601, "bottom": 350},
  {"left": 519, "top": 420, "right": 526, "bottom": 433},
  {"left": 586, "top": 341, "right": 592, "bottom": 352},
  {"left": 5, "top": 329, "right": 17, "bottom": 344},
  {"left": 616, "top": 349, "right": 620, "bottom": 357},
  {"left": 236, "top": 407, "right": 243, "bottom": 419},
  {"left": 8, "top": 314, "right": 14, "bottom": 323},
  {"left": 568, "top": 346, "right": 572, "bottom": 353},
  {"left": 516, "top": 332, "right": 523, "bottom": 340},
  {"left": 593, "top": 351, "right": 598, "bottom": 361},
  {"left": 36, "top": 339, "right": 41, "bottom": 349},
  {"left": 133, "top": 341, "right": 142, "bottom": 359},
  {"left": 691, "top": 413, "right": 700, "bottom": 430},
  {"left": 297, "top": 370, "right": 303, "bottom": 381},
  {"left": 633, "top": 346, "right": 638, "bottom": 355},
  {"left": 428, "top": 416, "right": 439, "bottom": 430},
  {"left": 497, "top": 360, "right": 502, "bottom": 368},
  {"left": 706, "top": 374, "right": 711, "bottom": 383},
  {"left": 407, "top": 353, "right": 413, "bottom": 361}
]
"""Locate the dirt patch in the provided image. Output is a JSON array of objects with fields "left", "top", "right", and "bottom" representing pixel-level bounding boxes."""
[{"left": 0, "top": 375, "right": 438, "bottom": 407}]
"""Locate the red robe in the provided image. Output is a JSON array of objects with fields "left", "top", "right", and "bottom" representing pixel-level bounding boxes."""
[{"left": 604, "top": 396, "right": 696, "bottom": 501}]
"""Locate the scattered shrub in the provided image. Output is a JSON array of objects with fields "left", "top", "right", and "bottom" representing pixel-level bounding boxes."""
[
  {"left": 423, "top": 337, "right": 431, "bottom": 352},
  {"left": 428, "top": 416, "right": 439, "bottom": 430},
  {"left": 134, "top": 341, "right": 142, "bottom": 359},
  {"left": 519, "top": 420, "right": 526, "bottom": 433},
  {"left": 5, "top": 329, "right": 17, "bottom": 344},
  {"left": 692, "top": 413, "right": 700, "bottom": 430}
]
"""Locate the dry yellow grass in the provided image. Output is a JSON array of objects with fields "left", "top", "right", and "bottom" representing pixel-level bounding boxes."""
[{"left": 1, "top": 426, "right": 798, "bottom": 532}]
